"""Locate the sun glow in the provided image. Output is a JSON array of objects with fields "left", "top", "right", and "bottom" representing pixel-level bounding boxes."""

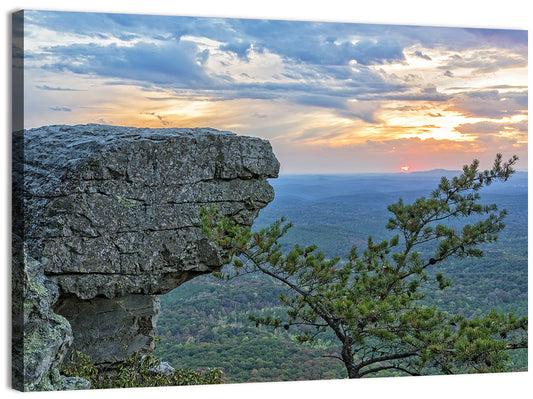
[{"left": 400, "top": 165, "right": 410, "bottom": 172}]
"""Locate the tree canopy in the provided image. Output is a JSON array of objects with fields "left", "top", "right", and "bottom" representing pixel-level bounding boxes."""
[{"left": 200, "top": 154, "right": 527, "bottom": 378}]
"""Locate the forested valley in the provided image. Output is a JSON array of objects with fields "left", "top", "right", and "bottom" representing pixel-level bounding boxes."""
[{"left": 155, "top": 171, "right": 528, "bottom": 383}]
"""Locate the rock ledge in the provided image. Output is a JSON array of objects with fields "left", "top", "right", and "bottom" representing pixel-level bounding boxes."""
[{"left": 18, "top": 124, "right": 279, "bottom": 368}]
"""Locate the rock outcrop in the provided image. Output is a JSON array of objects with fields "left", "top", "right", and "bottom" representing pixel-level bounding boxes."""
[
  {"left": 17, "top": 124, "right": 279, "bottom": 373},
  {"left": 12, "top": 234, "right": 91, "bottom": 391}
]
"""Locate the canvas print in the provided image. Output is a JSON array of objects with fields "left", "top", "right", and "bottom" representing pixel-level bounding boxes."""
[{"left": 12, "top": 10, "right": 527, "bottom": 392}]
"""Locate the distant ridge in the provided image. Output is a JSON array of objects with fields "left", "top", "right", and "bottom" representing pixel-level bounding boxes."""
[
  {"left": 407, "top": 168, "right": 458, "bottom": 176},
  {"left": 279, "top": 170, "right": 527, "bottom": 177},
  {"left": 408, "top": 169, "right": 528, "bottom": 177},
  {"left": 279, "top": 169, "right": 460, "bottom": 177}
]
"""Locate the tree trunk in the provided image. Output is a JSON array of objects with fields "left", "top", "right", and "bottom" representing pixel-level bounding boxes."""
[{"left": 341, "top": 337, "right": 360, "bottom": 378}]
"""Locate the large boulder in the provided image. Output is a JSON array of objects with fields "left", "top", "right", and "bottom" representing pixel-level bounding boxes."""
[{"left": 19, "top": 124, "right": 279, "bottom": 367}]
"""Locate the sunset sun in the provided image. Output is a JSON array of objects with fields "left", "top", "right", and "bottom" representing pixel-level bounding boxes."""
[{"left": 400, "top": 165, "right": 411, "bottom": 172}]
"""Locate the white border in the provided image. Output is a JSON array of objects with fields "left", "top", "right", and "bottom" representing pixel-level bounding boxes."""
[{"left": 2, "top": 1, "right": 530, "bottom": 398}]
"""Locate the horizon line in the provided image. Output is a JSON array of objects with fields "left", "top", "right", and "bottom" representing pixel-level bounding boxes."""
[{"left": 277, "top": 169, "right": 529, "bottom": 176}]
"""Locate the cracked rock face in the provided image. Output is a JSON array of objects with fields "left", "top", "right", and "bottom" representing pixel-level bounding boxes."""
[
  {"left": 22, "top": 124, "right": 279, "bottom": 299},
  {"left": 20, "top": 124, "right": 279, "bottom": 365},
  {"left": 12, "top": 234, "right": 90, "bottom": 391}
]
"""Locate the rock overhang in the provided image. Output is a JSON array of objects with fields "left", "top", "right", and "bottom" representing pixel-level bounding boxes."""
[
  {"left": 21, "top": 124, "right": 279, "bottom": 300},
  {"left": 18, "top": 124, "right": 279, "bottom": 366}
]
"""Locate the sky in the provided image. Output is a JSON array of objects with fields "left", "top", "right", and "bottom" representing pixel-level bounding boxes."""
[
  {"left": 21, "top": 10, "right": 528, "bottom": 173},
  {"left": 3, "top": 3, "right": 530, "bottom": 399}
]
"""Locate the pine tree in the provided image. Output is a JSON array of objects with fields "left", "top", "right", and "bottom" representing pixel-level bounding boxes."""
[{"left": 200, "top": 154, "right": 527, "bottom": 378}]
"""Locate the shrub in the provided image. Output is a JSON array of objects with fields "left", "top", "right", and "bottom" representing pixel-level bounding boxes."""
[{"left": 61, "top": 350, "right": 223, "bottom": 389}]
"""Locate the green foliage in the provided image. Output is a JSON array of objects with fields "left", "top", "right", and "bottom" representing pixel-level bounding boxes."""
[
  {"left": 155, "top": 273, "right": 347, "bottom": 382},
  {"left": 61, "top": 351, "right": 99, "bottom": 384},
  {"left": 61, "top": 350, "right": 223, "bottom": 389},
  {"left": 200, "top": 154, "right": 527, "bottom": 379}
]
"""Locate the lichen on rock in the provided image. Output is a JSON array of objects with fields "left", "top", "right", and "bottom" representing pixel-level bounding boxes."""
[{"left": 12, "top": 234, "right": 90, "bottom": 391}]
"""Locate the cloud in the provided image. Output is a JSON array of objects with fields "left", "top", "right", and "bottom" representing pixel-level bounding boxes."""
[
  {"left": 24, "top": 11, "right": 528, "bottom": 173},
  {"left": 231, "top": 19, "right": 406, "bottom": 67},
  {"left": 377, "top": 86, "right": 449, "bottom": 102},
  {"left": 141, "top": 111, "right": 169, "bottom": 126},
  {"left": 413, "top": 51, "right": 431, "bottom": 61},
  {"left": 439, "top": 50, "right": 527, "bottom": 73},
  {"left": 350, "top": 38, "right": 405, "bottom": 65},
  {"left": 252, "top": 113, "right": 268, "bottom": 119},
  {"left": 448, "top": 90, "right": 528, "bottom": 119},
  {"left": 285, "top": 95, "right": 382, "bottom": 124},
  {"left": 27, "top": 11, "right": 180, "bottom": 42},
  {"left": 293, "top": 94, "right": 347, "bottom": 109},
  {"left": 42, "top": 40, "right": 215, "bottom": 88},
  {"left": 338, "top": 101, "right": 382, "bottom": 124},
  {"left": 219, "top": 40, "right": 253, "bottom": 60},
  {"left": 28, "top": 12, "right": 526, "bottom": 109},
  {"left": 455, "top": 120, "right": 528, "bottom": 135},
  {"left": 466, "top": 28, "right": 528, "bottom": 48},
  {"left": 27, "top": 12, "right": 527, "bottom": 69},
  {"left": 272, "top": 134, "right": 525, "bottom": 174},
  {"left": 36, "top": 85, "right": 85, "bottom": 91}
]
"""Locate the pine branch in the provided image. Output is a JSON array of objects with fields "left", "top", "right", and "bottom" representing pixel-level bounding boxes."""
[{"left": 199, "top": 154, "right": 525, "bottom": 379}]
